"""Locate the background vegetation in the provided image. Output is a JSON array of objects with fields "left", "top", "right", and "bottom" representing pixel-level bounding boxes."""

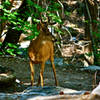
[{"left": 0, "top": 0, "right": 100, "bottom": 66}]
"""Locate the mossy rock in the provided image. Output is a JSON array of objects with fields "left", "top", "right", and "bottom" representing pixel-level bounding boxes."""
[{"left": 0, "top": 65, "right": 16, "bottom": 86}]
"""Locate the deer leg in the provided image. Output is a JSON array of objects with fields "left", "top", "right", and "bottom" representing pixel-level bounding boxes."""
[
  {"left": 39, "top": 62, "right": 45, "bottom": 87},
  {"left": 51, "top": 59, "right": 58, "bottom": 86},
  {"left": 29, "top": 60, "right": 34, "bottom": 86},
  {"left": 37, "top": 64, "right": 41, "bottom": 86}
]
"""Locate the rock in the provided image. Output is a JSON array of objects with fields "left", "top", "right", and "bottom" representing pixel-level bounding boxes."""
[
  {"left": 46, "top": 58, "right": 64, "bottom": 66},
  {"left": 0, "top": 65, "right": 16, "bottom": 86},
  {"left": 91, "top": 83, "right": 100, "bottom": 96},
  {"left": 0, "top": 86, "right": 99, "bottom": 100},
  {"left": 81, "top": 65, "right": 100, "bottom": 71},
  {"left": 0, "top": 86, "right": 86, "bottom": 100}
]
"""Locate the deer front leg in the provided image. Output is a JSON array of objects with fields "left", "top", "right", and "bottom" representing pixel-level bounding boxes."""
[
  {"left": 37, "top": 64, "right": 40, "bottom": 86},
  {"left": 29, "top": 60, "right": 34, "bottom": 86},
  {"left": 39, "top": 62, "right": 45, "bottom": 87},
  {"left": 51, "top": 60, "right": 58, "bottom": 86}
]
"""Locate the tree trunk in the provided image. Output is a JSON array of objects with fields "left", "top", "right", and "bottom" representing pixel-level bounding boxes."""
[
  {"left": 1, "top": 28, "right": 22, "bottom": 49},
  {"left": 1, "top": 0, "right": 28, "bottom": 50},
  {"left": 84, "top": 0, "right": 99, "bottom": 65}
]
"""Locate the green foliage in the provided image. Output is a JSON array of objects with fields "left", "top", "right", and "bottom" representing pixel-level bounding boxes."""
[
  {"left": 84, "top": 20, "right": 89, "bottom": 23},
  {"left": 0, "top": 0, "right": 62, "bottom": 57},
  {"left": 48, "top": 13, "right": 62, "bottom": 24},
  {"left": 1, "top": 0, "right": 62, "bottom": 34},
  {"left": 2, "top": 0, "right": 11, "bottom": 8},
  {"left": 0, "top": 43, "right": 25, "bottom": 56},
  {"left": 48, "top": 1, "right": 61, "bottom": 11},
  {"left": 65, "top": 11, "right": 71, "bottom": 16},
  {"left": 85, "top": 52, "right": 93, "bottom": 57}
]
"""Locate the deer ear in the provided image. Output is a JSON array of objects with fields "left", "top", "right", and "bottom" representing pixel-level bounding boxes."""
[{"left": 37, "top": 23, "right": 40, "bottom": 30}]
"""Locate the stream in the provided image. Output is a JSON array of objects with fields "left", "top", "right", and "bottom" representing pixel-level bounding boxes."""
[{"left": 0, "top": 86, "right": 86, "bottom": 100}]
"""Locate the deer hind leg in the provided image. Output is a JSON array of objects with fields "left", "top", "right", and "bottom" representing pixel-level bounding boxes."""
[
  {"left": 37, "top": 64, "right": 41, "bottom": 86},
  {"left": 50, "top": 58, "right": 58, "bottom": 86},
  {"left": 39, "top": 62, "right": 45, "bottom": 87},
  {"left": 29, "top": 60, "right": 34, "bottom": 86}
]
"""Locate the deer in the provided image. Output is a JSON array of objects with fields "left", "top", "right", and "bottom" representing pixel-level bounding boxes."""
[{"left": 28, "top": 20, "right": 58, "bottom": 87}]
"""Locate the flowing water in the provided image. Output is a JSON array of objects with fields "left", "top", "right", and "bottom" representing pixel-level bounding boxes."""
[{"left": 0, "top": 86, "right": 86, "bottom": 100}]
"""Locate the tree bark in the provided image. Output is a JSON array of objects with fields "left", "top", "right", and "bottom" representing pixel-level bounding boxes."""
[{"left": 84, "top": 0, "right": 99, "bottom": 65}]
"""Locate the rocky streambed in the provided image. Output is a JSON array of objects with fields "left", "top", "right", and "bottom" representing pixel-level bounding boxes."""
[{"left": 0, "top": 56, "right": 99, "bottom": 100}]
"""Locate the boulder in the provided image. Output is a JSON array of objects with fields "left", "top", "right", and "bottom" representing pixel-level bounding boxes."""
[{"left": 0, "top": 65, "right": 16, "bottom": 86}]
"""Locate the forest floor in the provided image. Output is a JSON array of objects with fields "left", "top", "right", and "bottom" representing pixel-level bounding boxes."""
[{"left": 0, "top": 56, "right": 99, "bottom": 93}]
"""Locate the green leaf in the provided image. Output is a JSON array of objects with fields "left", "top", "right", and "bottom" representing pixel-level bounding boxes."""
[
  {"left": 34, "top": 4, "right": 44, "bottom": 12},
  {"left": 85, "top": 52, "right": 93, "bottom": 57},
  {"left": 3, "top": 8, "right": 10, "bottom": 13},
  {"left": 8, "top": 43, "right": 17, "bottom": 48},
  {"left": 65, "top": 11, "right": 71, "bottom": 16},
  {"left": 0, "top": 52, "right": 3, "bottom": 55},
  {"left": 84, "top": 20, "right": 89, "bottom": 23},
  {"left": 0, "top": 5, "right": 3, "bottom": 9},
  {"left": 0, "top": 42, "right": 2, "bottom": 45},
  {"left": 6, "top": 49, "right": 16, "bottom": 56},
  {"left": 16, "top": 51, "right": 22, "bottom": 55}
]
